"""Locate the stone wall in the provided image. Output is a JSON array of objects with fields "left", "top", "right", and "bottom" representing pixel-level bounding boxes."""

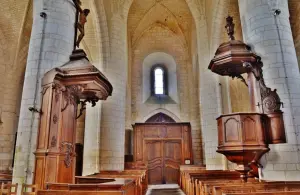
[
  {"left": 3, "top": 0, "right": 300, "bottom": 183},
  {"left": 13, "top": 0, "right": 76, "bottom": 184},
  {"left": 239, "top": 0, "right": 300, "bottom": 181},
  {"left": 0, "top": 0, "right": 32, "bottom": 172},
  {"left": 98, "top": 0, "right": 131, "bottom": 170},
  {"left": 227, "top": 0, "right": 251, "bottom": 113},
  {"left": 127, "top": 0, "right": 203, "bottom": 164},
  {"left": 289, "top": 0, "right": 300, "bottom": 70}
]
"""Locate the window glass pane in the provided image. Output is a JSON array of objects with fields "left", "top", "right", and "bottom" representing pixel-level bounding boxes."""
[
  {"left": 154, "top": 68, "right": 164, "bottom": 95},
  {"left": 155, "top": 68, "right": 163, "bottom": 75},
  {"left": 155, "top": 87, "right": 163, "bottom": 94}
]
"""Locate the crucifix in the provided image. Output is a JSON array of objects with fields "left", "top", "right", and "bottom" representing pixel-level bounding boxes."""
[
  {"left": 73, "top": 0, "right": 90, "bottom": 50},
  {"left": 225, "top": 16, "right": 235, "bottom": 41}
]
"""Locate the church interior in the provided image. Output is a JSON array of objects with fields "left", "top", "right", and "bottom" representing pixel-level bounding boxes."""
[{"left": 1, "top": 0, "right": 300, "bottom": 194}]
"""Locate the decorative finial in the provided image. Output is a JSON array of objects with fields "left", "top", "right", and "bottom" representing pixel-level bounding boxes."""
[{"left": 225, "top": 16, "right": 235, "bottom": 41}]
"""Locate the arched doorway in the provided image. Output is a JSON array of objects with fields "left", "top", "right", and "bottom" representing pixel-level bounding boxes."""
[
  {"left": 133, "top": 113, "right": 193, "bottom": 184},
  {"left": 145, "top": 113, "right": 176, "bottom": 123}
]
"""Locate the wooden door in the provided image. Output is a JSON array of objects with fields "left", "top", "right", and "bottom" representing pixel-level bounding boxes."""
[
  {"left": 164, "top": 140, "right": 181, "bottom": 184},
  {"left": 145, "top": 140, "right": 163, "bottom": 184},
  {"left": 145, "top": 140, "right": 182, "bottom": 184},
  {"left": 134, "top": 122, "right": 193, "bottom": 185}
]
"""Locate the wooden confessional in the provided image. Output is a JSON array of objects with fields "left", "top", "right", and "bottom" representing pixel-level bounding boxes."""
[
  {"left": 133, "top": 113, "right": 193, "bottom": 184},
  {"left": 33, "top": 50, "right": 112, "bottom": 189}
]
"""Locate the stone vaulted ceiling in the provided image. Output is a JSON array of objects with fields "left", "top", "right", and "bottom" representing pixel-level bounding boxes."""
[{"left": 128, "top": 0, "right": 194, "bottom": 49}]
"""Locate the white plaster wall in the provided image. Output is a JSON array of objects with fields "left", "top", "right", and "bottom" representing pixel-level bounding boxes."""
[{"left": 239, "top": 0, "right": 300, "bottom": 181}]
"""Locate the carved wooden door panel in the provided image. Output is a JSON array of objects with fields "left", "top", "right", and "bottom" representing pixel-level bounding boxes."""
[
  {"left": 145, "top": 140, "right": 163, "bottom": 184},
  {"left": 164, "top": 140, "right": 181, "bottom": 184},
  {"left": 133, "top": 122, "right": 193, "bottom": 184}
]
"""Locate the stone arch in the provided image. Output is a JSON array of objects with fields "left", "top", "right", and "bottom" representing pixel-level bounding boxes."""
[
  {"left": 145, "top": 112, "right": 176, "bottom": 123},
  {"left": 142, "top": 108, "right": 181, "bottom": 123},
  {"left": 81, "top": 0, "right": 104, "bottom": 69},
  {"left": 93, "top": 0, "right": 111, "bottom": 69}
]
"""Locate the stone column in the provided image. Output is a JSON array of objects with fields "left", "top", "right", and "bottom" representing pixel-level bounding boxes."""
[
  {"left": 13, "top": 0, "right": 75, "bottom": 185},
  {"left": 197, "top": 16, "right": 224, "bottom": 169},
  {"left": 100, "top": 15, "right": 127, "bottom": 171},
  {"left": 239, "top": 0, "right": 300, "bottom": 180},
  {"left": 82, "top": 103, "right": 101, "bottom": 175}
]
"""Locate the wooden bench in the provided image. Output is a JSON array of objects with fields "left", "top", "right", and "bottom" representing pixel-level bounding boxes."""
[
  {"left": 224, "top": 192, "right": 300, "bottom": 195},
  {"left": 182, "top": 170, "right": 241, "bottom": 195},
  {"left": 22, "top": 184, "right": 38, "bottom": 195},
  {"left": 76, "top": 169, "right": 148, "bottom": 195},
  {"left": 0, "top": 172, "right": 12, "bottom": 184},
  {"left": 39, "top": 178, "right": 136, "bottom": 195},
  {"left": 180, "top": 165, "right": 206, "bottom": 190},
  {"left": 197, "top": 178, "right": 259, "bottom": 195},
  {"left": 179, "top": 168, "right": 300, "bottom": 195},
  {"left": 0, "top": 183, "right": 18, "bottom": 195},
  {"left": 212, "top": 182, "right": 300, "bottom": 195}
]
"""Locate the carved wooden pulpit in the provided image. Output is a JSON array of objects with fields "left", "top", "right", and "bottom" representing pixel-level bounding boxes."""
[
  {"left": 209, "top": 16, "right": 286, "bottom": 181},
  {"left": 33, "top": 50, "right": 112, "bottom": 189}
]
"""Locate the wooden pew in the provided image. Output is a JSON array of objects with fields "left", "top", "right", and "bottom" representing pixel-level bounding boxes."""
[
  {"left": 39, "top": 178, "right": 136, "bottom": 195},
  {"left": 0, "top": 172, "right": 12, "bottom": 184},
  {"left": 22, "top": 184, "right": 38, "bottom": 195},
  {"left": 180, "top": 165, "right": 206, "bottom": 190},
  {"left": 180, "top": 169, "right": 300, "bottom": 195},
  {"left": 212, "top": 182, "right": 300, "bottom": 195},
  {"left": 75, "top": 170, "right": 147, "bottom": 195},
  {"left": 224, "top": 192, "right": 300, "bottom": 195},
  {"left": 180, "top": 168, "right": 300, "bottom": 195},
  {"left": 183, "top": 170, "right": 241, "bottom": 195},
  {"left": 0, "top": 183, "right": 18, "bottom": 195},
  {"left": 198, "top": 178, "right": 259, "bottom": 195}
]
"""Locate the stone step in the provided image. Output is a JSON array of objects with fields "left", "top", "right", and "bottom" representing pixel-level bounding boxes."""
[{"left": 146, "top": 184, "right": 185, "bottom": 195}]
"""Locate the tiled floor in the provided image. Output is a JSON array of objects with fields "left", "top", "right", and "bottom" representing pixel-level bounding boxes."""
[{"left": 146, "top": 184, "right": 186, "bottom": 195}]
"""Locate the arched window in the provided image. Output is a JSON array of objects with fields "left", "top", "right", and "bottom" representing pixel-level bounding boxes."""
[
  {"left": 154, "top": 68, "right": 164, "bottom": 94},
  {"left": 151, "top": 65, "right": 168, "bottom": 95}
]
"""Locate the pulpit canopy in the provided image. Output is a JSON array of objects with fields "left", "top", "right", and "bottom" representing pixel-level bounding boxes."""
[{"left": 42, "top": 49, "right": 113, "bottom": 101}]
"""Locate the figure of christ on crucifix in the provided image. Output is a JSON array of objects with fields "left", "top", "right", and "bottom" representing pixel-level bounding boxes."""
[{"left": 73, "top": 0, "right": 90, "bottom": 48}]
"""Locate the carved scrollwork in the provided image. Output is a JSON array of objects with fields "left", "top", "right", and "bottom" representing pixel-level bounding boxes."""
[
  {"left": 42, "top": 86, "right": 50, "bottom": 95},
  {"left": 229, "top": 74, "right": 248, "bottom": 87},
  {"left": 260, "top": 83, "right": 282, "bottom": 114},
  {"left": 53, "top": 114, "right": 58, "bottom": 124},
  {"left": 61, "top": 85, "right": 85, "bottom": 112},
  {"left": 51, "top": 136, "right": 57, "bottom": 147},
  {"left": 52, "top": 83, "right": 65, "bottom": 103},
  {"left": 243, "top": 61, "right": 282, "bottom": 114},
  {"left": 76, "top": 97, "right": 99, "bottom": 119},
  {"left": 59, "top": 142, "right": 74, "bottom": 168}
]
